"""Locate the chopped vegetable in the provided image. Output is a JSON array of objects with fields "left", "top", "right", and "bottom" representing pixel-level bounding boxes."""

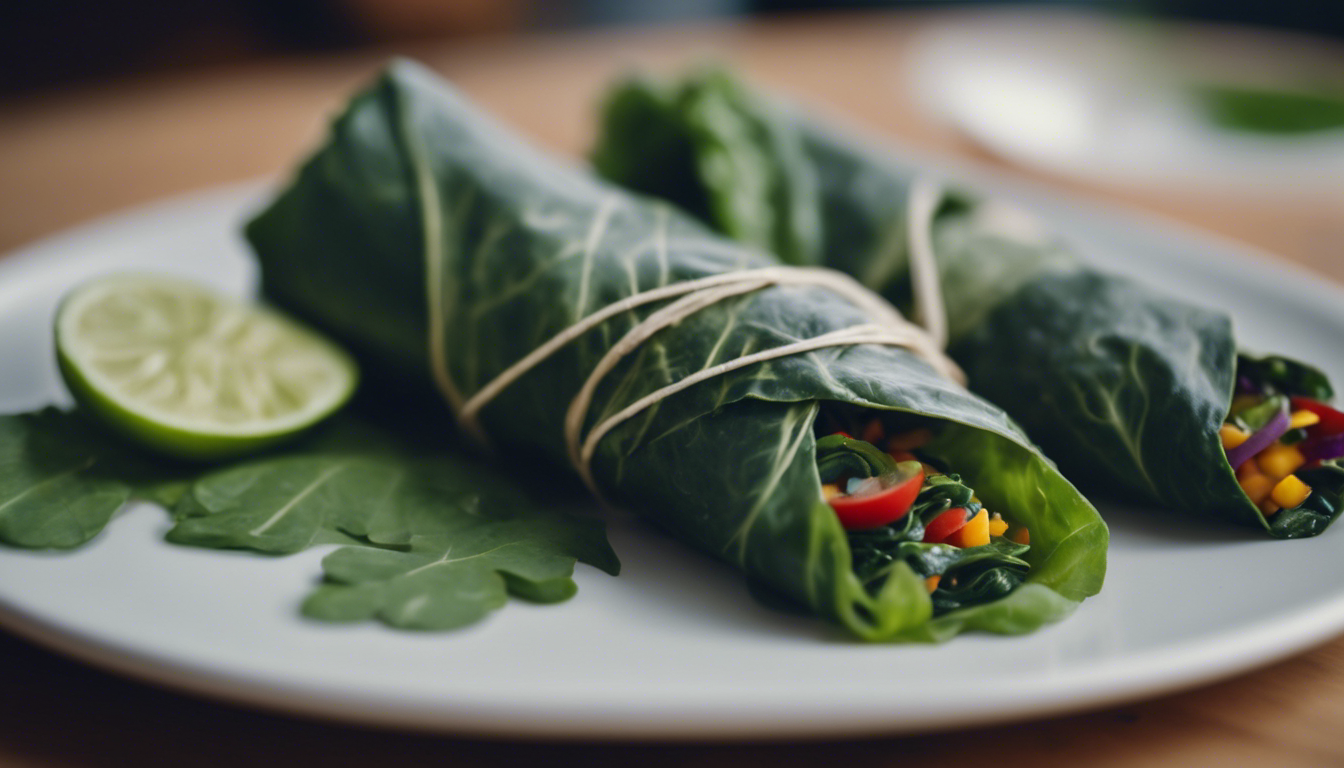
[
  {"left": 1230, "top": 394, "right": 1261, "bottom": 416},
  {"left": 1233, "top": 395, "right": 1288, "bottom": 433},
  {"left": 1291, "top": 397, "right": 1344, "bottom": 435},
  {"left": 1239, "top": 473, "right": 1275, "bottom": 505},
  {"left": 816, "top": 433, "right": 925, "bottom": 530},
  {"left": 1225, "top": 409, "right": 1291, "bottom": 470},
  {"left": 1011, "top": 528, "right": 1030, "bottom": 545},
  {"left": 1257, "top": 443, "right": 1305, "bottom": 480},
  {"left": 1290, "top": 410, "right": 1322, "bottom": 429},
  {"left": 987, "top": 513, "right": 1008, "bottom": 537},
  {"left": 827, "top": 466, "right": 924, "bottom": 530},
  {"left": 923, "top": 506, "right": 970, "bottom": 544},
  {"left": 1220, "top": 424, "right": 1249, "bottom": 449},
  {"left": 819, "top": 422, "right": 1036, "bottom": 617},
  {"left": 1302, "top": 433, "right": 1344, "bottom": 462},
  {"left": 1236, "top": 459, "right": 1261, "bottom": 481},
  {"left": 1272, "top": 475, "right": 1312, "bottom": 509},
  {"left": 946, "top": 508, "right": 990, "bottom": 548}
]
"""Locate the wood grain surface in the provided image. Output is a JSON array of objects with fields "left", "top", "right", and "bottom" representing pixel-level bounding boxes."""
[{"left": 1, "top": 10, "right": 1342, "bottom": 765}]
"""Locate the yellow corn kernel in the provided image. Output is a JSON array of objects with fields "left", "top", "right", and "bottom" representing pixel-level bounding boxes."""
[
  {"left": 1258, "top": 443, "right": 1306, "bottom": 480},
  {"left": 1239, "top": 473, "right": 1275, "bottom": 504},
  {"left": 1235, "top": 460, "right": 1261, "bottom": 481},
  {"left": 887, "top": 428, "right": 934, "bottom": 452},
  {"left": 925, "top": 575, "right": 941, "bottom": 593},
  {"left": 988, "top": 512, "right": 1008, "bottom": 537},
  {"left": 1220, "top": 424, "right": 1250, "bottom": 449},
  {"left": 1289, "top": 410, "right": 1321, "bottom": 429},
  {"left": 1271, "top": 475, "right": 1312, "bottom": 509},
  {"left": 1259, "top": 500, "right": 1280, "bottom": 516},
  {"left": 821, "top": 483, "right": 842, "bottom": 501},
  {"left": 1011, "top": 528, "right": 1030, "bottom": 545},
  {"left": 948, "top": 508, "right": 990, "bottom": 548}
]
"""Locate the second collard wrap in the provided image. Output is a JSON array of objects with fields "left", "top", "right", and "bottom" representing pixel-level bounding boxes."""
[
  {"left": 591, "top": 68, "right": 1344, "bottom": 538},
  {"left": 247, "top": 61, "right": 1106, "bottom": 640}
]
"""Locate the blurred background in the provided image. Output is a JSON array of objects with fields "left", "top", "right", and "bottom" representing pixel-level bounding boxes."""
[
  {"left": 2, "top": 0, "right": 1342, "bottom": 271},
  {"left": 5, "top": 1, "right": 1343, "bottom": 98}
]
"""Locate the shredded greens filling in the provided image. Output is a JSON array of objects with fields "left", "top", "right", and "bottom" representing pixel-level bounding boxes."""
[
  {"left": 1223, "top": 355, "right": 1344, "bottom": 526},
  {"left": 816, "top": 410, "right": 1031, "bottom": 614}
]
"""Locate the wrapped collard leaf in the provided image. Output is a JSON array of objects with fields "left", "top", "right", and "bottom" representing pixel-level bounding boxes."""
[
  {"left": 593, "top": 68, "right": 1344, "bottom": 539},
  {"left": 247, "top": 61, "right": 1106, "bottom": 641}
]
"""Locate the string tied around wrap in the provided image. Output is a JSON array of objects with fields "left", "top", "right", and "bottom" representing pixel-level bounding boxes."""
[{"left": 425, "top": 179, "right": 952, "bottom": 498}]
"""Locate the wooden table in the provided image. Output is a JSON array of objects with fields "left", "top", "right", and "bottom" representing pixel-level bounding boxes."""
[{"left": 2, "top": 11, "right": 1342, "bottom": 766}]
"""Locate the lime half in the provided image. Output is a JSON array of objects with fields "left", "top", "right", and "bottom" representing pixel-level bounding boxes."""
[{"left": 56, "top": 274, "right": 358, "bottom": 460}]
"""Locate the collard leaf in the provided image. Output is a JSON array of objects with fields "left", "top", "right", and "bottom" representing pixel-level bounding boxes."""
[
  {"left": 247, "top": 61, "right": 1106, "bottom": 640},
  {"left": 592, "top": 67, "right": 1342, "bottom": 538}
]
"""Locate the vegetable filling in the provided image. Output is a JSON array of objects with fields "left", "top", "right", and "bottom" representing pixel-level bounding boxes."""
[
  {"left": 817, "top": 411, "right": 1031, "bottom": 614},
  {"left": 1224, "top": 355, "right": 1344, "bottom": 518}
]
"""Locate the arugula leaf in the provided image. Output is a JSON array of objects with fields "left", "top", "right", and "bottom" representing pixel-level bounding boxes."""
[
  {"left": 304, "top": 513, "right": 616, "bottom": 630},
  {"left": 1, "top": 408, "right": 620, "bottom": 630},
  {"left": 0, "top": 409, "right": 188, "bottom": 548},
  {"left": 164, "top": 415, "right": 620, "bottom": 627}
]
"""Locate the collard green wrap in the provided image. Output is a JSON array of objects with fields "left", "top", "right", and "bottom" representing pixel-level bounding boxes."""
[
  {"left": 591, "top": 68, "right": 1344, "bottom": 538},
  {"left": 247, "top": 61, "right": 1106, "bottom": 640}
]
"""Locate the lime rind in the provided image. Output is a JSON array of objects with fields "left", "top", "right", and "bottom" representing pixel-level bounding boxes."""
[{"left": 55, "top": 274, "right": 359, "bottom": 460}]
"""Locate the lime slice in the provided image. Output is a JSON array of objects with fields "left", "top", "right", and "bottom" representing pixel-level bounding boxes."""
[{"left": 55, "top": 274, "right": 358, "bottom": 460}]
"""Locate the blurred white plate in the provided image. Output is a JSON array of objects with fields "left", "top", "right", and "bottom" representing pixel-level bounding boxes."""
[
  {"left": 1, "top": 179, "right": 1344, "bottom": 739},
  {"left": 909, "top": 11, "right": 1344, "bottom": 198}
]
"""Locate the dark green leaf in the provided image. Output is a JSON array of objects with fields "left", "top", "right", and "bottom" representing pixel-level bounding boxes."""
[
  {"left": 303, "top": 515, "right": 607, "bottom": 630},
  {"left": 2, "top": 407, "right": 619, "bottom": 630},
  {"left": 0, "top": 409, "right": 190, "bottom": 548},
  {"left": 1239, "top": 354, "right": 1334, "bottom": 401},
  {"left": 247, "top": 61, "right": 1106, "bottom": 640},
  {"left": 592, "top": 67, "right": 1342, "bottom": 538}
]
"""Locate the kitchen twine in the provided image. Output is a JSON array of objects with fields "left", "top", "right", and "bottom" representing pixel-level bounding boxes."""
[{"left": 427, "top": 178, "right": 956, "bottom": 497}]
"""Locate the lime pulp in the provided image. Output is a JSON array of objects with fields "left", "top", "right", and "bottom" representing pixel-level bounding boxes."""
[{"left": 55, "top": 274, "right": 358, "bottom": 460}]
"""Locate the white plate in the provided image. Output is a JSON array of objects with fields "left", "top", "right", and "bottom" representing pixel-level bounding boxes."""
[{"left": 2, "top": 179, "right": 1344, "bottom": 740}]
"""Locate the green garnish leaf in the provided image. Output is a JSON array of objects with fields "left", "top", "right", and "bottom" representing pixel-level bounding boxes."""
[
  {"left": 303, "top": 512, "right": 616, "bottom": 630},
  {"left": 1, "top": 407, "right": 619, "bottom": 630},
  {"left": 0, "top": 411, "right": 129, "bottom": 549},
  {"left": 0, "top": 409, "right": 190, "bottom": 548},
  {"left": 168, "top": 456, "right": 414, "bottom": 553}
]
